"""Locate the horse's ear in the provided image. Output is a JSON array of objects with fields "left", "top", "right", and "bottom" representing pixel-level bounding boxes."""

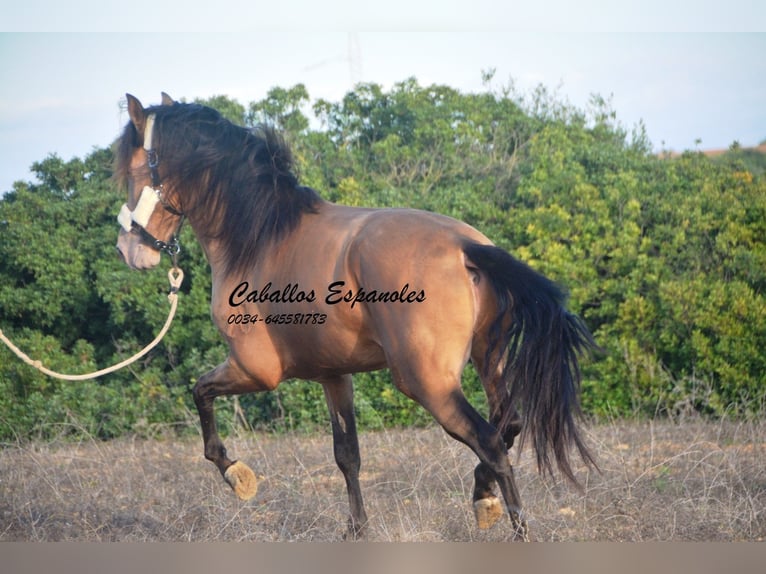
[
  {"left": 126, "top": 93, "right": 146, "bottom": 135},
  {"left": 161, "top": 92, "right": 175, "bottom": 106}
]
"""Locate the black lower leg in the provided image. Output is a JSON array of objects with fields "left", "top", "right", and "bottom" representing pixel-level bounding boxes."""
[
  {"left": 431, "top": 390, "right": 528, "bottom": 539},
  {"left": 192, "top": 379, "right": 234, "bottom": 475},
  {"left": 473, "top": 461, "right": 496, "bottom": 502},
  {"left": 323, "top": 378, "right": 368, "bottom": 539}
]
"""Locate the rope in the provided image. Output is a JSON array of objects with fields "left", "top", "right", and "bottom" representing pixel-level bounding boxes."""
[{"left": 0, "top": 267, "right": 184, "bottom": 381}]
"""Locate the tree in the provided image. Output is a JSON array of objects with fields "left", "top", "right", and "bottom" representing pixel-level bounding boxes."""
[
  {"left": 247, "top": 84, "right": 310, "bottom": 134},
  {"left": 2, "top": 77, "right": 765, "bottom": 442},
  {"left": 194, "top": 95, "right": 246, "bottom": 126}
]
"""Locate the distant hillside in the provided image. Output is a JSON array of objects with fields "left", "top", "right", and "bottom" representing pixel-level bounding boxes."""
[
  {"left": 700, "top": 143, "right": 766, "bottom": 158},
  {"left": 662, "top": 143, "right": 766, "bottom": 176}
]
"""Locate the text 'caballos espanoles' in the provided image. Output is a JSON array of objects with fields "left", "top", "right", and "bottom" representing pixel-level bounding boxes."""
[{"left": 229, "top": 281, "right": 427, "bottom": 310}]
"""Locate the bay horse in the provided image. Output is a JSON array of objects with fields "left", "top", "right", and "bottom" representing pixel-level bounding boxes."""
[{"left": 115, "top": 93, "right": 597, "bottom": 540}]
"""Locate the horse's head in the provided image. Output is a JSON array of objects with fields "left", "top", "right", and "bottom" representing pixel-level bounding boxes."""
[{"left": 116, "top": 93, "right": 183, "bottom": 270}]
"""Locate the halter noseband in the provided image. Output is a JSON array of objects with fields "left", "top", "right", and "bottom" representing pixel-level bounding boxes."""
[{"left": 117, "top": 114, "right": 183, "bottom": 256}]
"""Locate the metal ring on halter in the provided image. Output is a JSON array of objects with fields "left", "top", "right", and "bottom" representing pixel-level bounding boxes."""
[
  {"left": 134, "top": 224, "right": 181, "bottom": 257},
  {"left": 164, "top": 235, "right": 182, "bottom": 257},
  {"left": 147, "top": 150, "right": 163, "bottom": 189}
]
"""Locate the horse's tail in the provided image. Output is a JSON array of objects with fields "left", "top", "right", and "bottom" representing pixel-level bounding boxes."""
[{"left": 463, "top": 242, "right": 598, "bottom": 484}]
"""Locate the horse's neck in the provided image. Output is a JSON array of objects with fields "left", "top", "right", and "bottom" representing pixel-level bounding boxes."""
[{"left": 184, "top": 218, "right": 229, "bottom": 280}]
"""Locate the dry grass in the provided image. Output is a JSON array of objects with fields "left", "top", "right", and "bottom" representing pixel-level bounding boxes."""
[{"left": 1, "top": 419, "right": 764, "bottom": 541}]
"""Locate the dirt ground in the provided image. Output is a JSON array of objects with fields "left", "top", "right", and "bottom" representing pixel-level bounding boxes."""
[{"left": 1, "top": 419, "right": 764, "bottom": 541}]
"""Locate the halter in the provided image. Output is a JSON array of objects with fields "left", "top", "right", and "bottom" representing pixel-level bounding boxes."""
[{"left": 117, "top": 114, "right": 183, "bottom": 256}]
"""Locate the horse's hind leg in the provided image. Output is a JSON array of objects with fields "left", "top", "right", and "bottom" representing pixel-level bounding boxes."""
[
  {"left": 192, "top": 358, "right": 267, "bottom": 500},
  {"left": 321, "top": 375, "right": 368, "bottom": 539},
  {"left": 399, "top": 372, "right": 528, "bottom": 540},
  {"left": 472, "top": 462, "right": 504, "bottom": 530},
  {"left": 470, "top": 348, "right": 523, "bottom": 530},
  {"left": 471, "top": 409, "right": 524, "bottom": 531},
  {"left": 473, "top": 412, "right": 521, "bottom": 530},
  {"left": 472, "top": 407, "right": 521, "bottom": 530},
  {"left": 472, "top": 402, "right": 522, "bottom": 529}
]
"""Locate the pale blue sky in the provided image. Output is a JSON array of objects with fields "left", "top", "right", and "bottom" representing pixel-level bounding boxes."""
[{"left": 1, "top": 2, "right": 765, "bottom": 193}]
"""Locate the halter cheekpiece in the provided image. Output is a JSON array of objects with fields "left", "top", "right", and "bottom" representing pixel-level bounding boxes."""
[{"left": 117, "top": 114, "right": 183, "bottom": 256}]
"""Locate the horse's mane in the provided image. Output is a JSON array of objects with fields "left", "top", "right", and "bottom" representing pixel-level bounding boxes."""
[{"left": 114, "top": 102, "right": 321, "bottom": 275}]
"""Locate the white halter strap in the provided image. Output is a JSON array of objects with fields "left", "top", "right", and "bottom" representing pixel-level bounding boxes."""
[
  {"left": 117, "top": 113, "right": 161, "bottom": 233},
  {"left": 118, "top": 186, "right": 160, "bottom": 232},
  {"left": 117, "top": 112, "right": 181, "bottom": 255},
  {"left": 144, "top": 114, "right": 156, "bottom": 151}
]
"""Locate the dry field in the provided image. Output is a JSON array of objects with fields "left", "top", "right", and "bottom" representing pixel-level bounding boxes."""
[{"left": 1, "top": 419, "right": 764, "bottom": 542}]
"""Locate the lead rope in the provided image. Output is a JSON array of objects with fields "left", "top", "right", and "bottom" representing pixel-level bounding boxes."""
[{"left": 0, "top": 266, "right": 183, "bottom": 381}]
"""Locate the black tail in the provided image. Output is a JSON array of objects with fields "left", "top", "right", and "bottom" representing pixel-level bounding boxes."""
[{"left": 464, "top": 242, "right": 598, "bottom": 484}]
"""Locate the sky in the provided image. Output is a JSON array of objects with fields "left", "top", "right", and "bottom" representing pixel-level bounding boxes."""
[{"left": 1, "top": 2, "right": 765, "bottom": 194}]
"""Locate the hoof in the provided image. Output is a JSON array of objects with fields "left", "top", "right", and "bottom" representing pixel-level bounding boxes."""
[
  {"left": 224, "top": 460, "right": 259, "bottom": 500},
  {"left": 473, "top": 496, "right": 503, "bottom": 530},
  {"left": 511, "top": 512, "right": 530, "bottom": 542},
  {"left": 343, "top": 518, "right": 368, "bottom": 541}
]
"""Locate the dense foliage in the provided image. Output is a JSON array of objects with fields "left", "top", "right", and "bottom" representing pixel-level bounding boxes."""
[{"left": 1, "top": 77, "right": 764, "bottom": 441}]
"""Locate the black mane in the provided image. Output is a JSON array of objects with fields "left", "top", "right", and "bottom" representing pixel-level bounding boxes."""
[{"left": 115, "top": 101, "right": 321, "bottom": 275}]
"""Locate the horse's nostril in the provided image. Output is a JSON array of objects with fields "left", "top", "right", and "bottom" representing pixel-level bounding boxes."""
[{"left": 115, "top": 245, "right": 126, "bottom": 263}]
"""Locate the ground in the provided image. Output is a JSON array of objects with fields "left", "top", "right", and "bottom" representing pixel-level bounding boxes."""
[{"left": 1, "top": 419, "right": 763, "bottom": 541}]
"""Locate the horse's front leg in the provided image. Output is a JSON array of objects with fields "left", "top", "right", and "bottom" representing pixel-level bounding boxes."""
[
  {"left": 321, "top": 374, "right": 368, "bottom": 539},
  {"left": 192, "top": 358, "right": 272, "bottom": 500}
]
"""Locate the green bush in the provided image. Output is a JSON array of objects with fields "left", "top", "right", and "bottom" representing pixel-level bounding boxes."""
[{"left": 1, "top": 79, "right": 764, "bottom": 442}]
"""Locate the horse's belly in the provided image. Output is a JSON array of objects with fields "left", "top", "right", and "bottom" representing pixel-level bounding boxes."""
[{"left": 281, "top": 327, "right": 387, "bottom": 380}]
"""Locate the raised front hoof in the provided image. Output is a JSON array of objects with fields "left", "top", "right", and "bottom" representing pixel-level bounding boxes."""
[
  {"left": 224, "top": 460, "right": 259, "bottom": 500},
  {"left": 473, "top": 496, "right": 503, "bottom": 530}
]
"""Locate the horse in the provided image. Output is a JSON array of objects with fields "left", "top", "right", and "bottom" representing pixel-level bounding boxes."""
[{"left": 114, "top": 93, "right": 597, "bottom": 540}]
